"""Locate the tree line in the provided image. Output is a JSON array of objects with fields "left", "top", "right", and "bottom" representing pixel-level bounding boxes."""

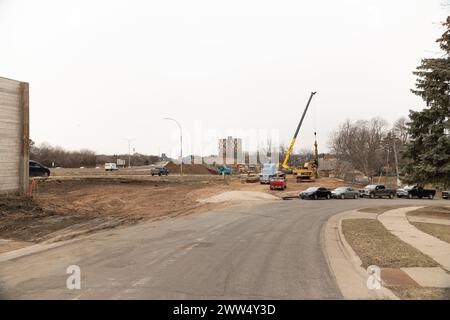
[{"left": 29, "top": 141, "right": 160, "bottom": 168}]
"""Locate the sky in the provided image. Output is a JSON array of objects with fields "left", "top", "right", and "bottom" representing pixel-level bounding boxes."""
[{"left": 0, "top": 0, "right": 448, "bottom": 158}]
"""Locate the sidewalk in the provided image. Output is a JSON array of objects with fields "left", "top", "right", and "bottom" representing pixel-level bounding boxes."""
[{"left": 378, "top": 207, "right": 450, "bottom": 271}]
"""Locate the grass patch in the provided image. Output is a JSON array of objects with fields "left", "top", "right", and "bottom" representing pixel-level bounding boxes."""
[
  {"left": 408, "top": 206, "right": 450, "bottom": 220},
  {"left": 342, "top": 219, "right": 438, "bottom": 268},
  {"left": 389, "top": 287, "right": 450, "bottom": 300},
  {"left": 357, "top": 205, "right": 412, "bottom": 214},
  {"left": 410, "top": 222, "right": 450, "bottom": 243}
]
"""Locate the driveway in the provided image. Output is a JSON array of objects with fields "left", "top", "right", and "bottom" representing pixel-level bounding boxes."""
[{"left": 0, "top": 198, "right": 447, "bottom": 299}]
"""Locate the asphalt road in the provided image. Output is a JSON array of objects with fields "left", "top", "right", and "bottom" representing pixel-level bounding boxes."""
[{"left": 0, "top": 198, "right": 447, "bottom": 299}]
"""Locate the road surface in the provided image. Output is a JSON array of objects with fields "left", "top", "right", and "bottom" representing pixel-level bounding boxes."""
[{"left": 0, "top": 198, "right": 447, "bottom": 299}]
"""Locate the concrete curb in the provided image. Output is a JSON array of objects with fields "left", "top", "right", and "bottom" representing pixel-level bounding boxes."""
[
  {"left": 0, "top": 238, "right": 76, "bottom": 263},
  {"left": 323, "top": 209, "right": 398, "bottom": 300}
]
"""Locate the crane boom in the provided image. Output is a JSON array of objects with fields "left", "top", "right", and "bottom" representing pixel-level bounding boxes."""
[{"left": 281, "top": 91, "right": 316, "bottom": 169}]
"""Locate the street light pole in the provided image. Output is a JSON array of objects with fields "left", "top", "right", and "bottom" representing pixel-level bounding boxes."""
[
  {"left": 164, "top": 117, "right": 183, "bottom": 176},
  {"left": 123, "top": 138, "right": 134, "bottom": 168}
]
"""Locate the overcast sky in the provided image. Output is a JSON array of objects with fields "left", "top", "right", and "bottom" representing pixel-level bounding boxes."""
[{"left": 0, "top": 0, "right": 448, "bottom": 157}]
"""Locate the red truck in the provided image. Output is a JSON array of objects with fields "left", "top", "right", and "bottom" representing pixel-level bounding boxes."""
[{"left": 269, "top": 174, "right": 287, "bottom": 190}]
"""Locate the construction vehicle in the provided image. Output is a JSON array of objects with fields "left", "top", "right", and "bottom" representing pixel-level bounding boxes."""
[
  {"left": 280, "top": 91, "right": 319, "bottom": 180},
  {"left": 259, "top": 163, "right": 277, "bottom": 184},
  {"left": 295, "top": 132, "right": 319, "bottom": 181},
  {"left": 217, "top": 165, "right": 231, "bottom": 175}
]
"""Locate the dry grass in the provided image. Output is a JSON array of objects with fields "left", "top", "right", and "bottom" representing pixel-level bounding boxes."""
[
  {"left": 389, "top": 286, "right": 450, "bottom": 300},
  {"left": 357, "top": 205, "right": 413, "bottom": 214},
  {"left": 342, "top": 219, "right": 438, "bottom": 268},
  {"left": 408, "top": 206, "right": 450, "bottom": 220},
  {"left": 411, "top": 222, "right": 450, "bottom": 243}
]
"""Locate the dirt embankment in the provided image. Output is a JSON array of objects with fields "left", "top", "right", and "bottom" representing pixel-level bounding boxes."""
[{"left": 164, "top": 162, "right": 217, "bottom": 175}]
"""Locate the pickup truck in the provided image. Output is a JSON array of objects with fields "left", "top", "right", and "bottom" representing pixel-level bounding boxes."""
[
  {"left": 150, "top": 167, "right": 169, "bottom": 176},
  {"left": 396, "top": 185, "right": 436, "bottom": 199},
  {"left": 360, "top": 184, "right": 396, "bottom": 199}
]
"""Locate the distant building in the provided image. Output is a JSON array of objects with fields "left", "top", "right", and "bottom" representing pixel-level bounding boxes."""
[{"left": 218, "top": 136, "right": 243, "bottom": 166}]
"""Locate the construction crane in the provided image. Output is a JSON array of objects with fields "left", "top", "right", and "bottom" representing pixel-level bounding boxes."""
[{"left": 280, "top": 91, "right": 318, "bottom": 180}]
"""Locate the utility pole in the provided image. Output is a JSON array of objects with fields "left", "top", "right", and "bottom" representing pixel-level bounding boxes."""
[
  {"left": 164, "top": 117, "right": 183, "bottom": 176},
  {"left": 123, "top": 138, "right": 134, "bottom": 168},
  {"left": 392, "top": 132, "right": 400, "bottom": 187},
  {"left": 313, "top": 132, "right": 319, "bottom": 179}
]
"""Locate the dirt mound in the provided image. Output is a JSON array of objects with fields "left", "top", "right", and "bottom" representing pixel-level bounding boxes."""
[{"left": 165, "top": 162, "right": 216, "bottom": 175}]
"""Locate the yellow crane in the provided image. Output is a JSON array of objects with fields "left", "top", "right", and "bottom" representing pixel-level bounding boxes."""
[{"left": 280, "top": 91, "right": 318, "bottom": 180}]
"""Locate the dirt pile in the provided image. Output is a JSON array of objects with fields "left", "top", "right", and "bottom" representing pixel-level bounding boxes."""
[{"left": 165, "top": 162, "right": 217, "bottom": 175}]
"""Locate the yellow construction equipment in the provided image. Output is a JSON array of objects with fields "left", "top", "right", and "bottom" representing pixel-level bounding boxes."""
[{"left": 280, "top": 91, "right": 319, "bottom": 180}]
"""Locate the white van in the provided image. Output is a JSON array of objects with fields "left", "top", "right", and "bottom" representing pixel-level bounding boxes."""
[{"left": 104, "top": 163, "right": 118, "bottom": 171}]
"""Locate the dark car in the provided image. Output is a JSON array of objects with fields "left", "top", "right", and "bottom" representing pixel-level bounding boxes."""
[
  {"left": 442, "top": 191, "right": 449, "bottom": 200},
  {"left": 397, "top": 185, "right": 436, "bottom": 199},
  {"left": 150, "top": 167, "right": 169, "bottom": 176},
  {"left": 29, "top": 160, "right": 50, "bottom": 177},
  {"left": 299, "top": 187, "right": 332, "bottom": 200},
  {"left": 360, "top": 184, "right": 396, "bottom": 199}
]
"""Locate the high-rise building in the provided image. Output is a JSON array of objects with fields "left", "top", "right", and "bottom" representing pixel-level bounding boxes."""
[{"left": 218, "top": 136, "right": 243, "bottom": 166}]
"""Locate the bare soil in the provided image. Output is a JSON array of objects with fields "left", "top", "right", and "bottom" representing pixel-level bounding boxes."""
[
  {"left": 0, "top": 174, "right": 349, "bottom": 244},
  {"left": 342, "top": 219, "right": 438, "bottom": 268}
]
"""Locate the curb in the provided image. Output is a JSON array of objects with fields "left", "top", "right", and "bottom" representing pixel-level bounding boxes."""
[{"left": 323, "top": 209, "right": 398, "bottom": 300}]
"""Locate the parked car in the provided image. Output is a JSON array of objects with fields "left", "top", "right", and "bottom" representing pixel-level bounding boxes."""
[
  {"left": 150, "top": 167, "right": 169, "bottom": 176},
  {"left": 396, "top": 185, "right": 436, "bottom": 199},
  {"left": 360, "top": 184, "right": 396, "bottom": 199},
  {"left": 299, "top": 187, "right": 332, "bottom": 200},
  {"left": 331, "top": 187, "right": 359, "bottom": 199},
  {"left": 29, "top": 160, "right": 50, "bottom": 177},
  {"left": 442, "top": 191, "right": 449, "bottom": 200},
  {"left": 269, "top": 173, "right": 287, "bottom": 190}
]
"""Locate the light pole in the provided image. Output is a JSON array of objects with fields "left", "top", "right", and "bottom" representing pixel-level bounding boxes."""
[
  {"left": 164, "top": 117, "right": 183, "bottom": 176},
  {"left": 124, "top": 138, "right": 134, "bottom": 168}
]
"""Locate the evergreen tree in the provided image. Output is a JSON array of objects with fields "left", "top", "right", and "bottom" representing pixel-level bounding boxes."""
[{"left": 402, "top": 17, "right": 450, "bottom": 186}]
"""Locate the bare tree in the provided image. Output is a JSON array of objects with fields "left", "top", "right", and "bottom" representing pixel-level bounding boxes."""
[
  {"left": 392, "top": 117, "right": 409, "bottom": 145},
  {"left": 330, "top": 118, "right": 387, "bottom": 181}
]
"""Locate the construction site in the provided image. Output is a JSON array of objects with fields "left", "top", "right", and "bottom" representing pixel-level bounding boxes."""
[
  {"left": 0, "top": 86, "right": 359, "bottom": 250},
  {"left": 0, "top": 1, "right": 449, "bottom": 304}
]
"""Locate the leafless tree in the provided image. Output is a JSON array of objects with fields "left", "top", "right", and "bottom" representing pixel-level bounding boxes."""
[
  {"left": 330, "top": 118, "right": 387, "bottom": 181},
  {"left": 392, "top": 117, "right": 409, "bottom": 144}
]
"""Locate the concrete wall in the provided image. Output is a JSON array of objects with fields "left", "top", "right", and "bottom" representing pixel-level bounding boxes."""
[{"left": 0, "top": 76, "right": 29, "bottom": 194}]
